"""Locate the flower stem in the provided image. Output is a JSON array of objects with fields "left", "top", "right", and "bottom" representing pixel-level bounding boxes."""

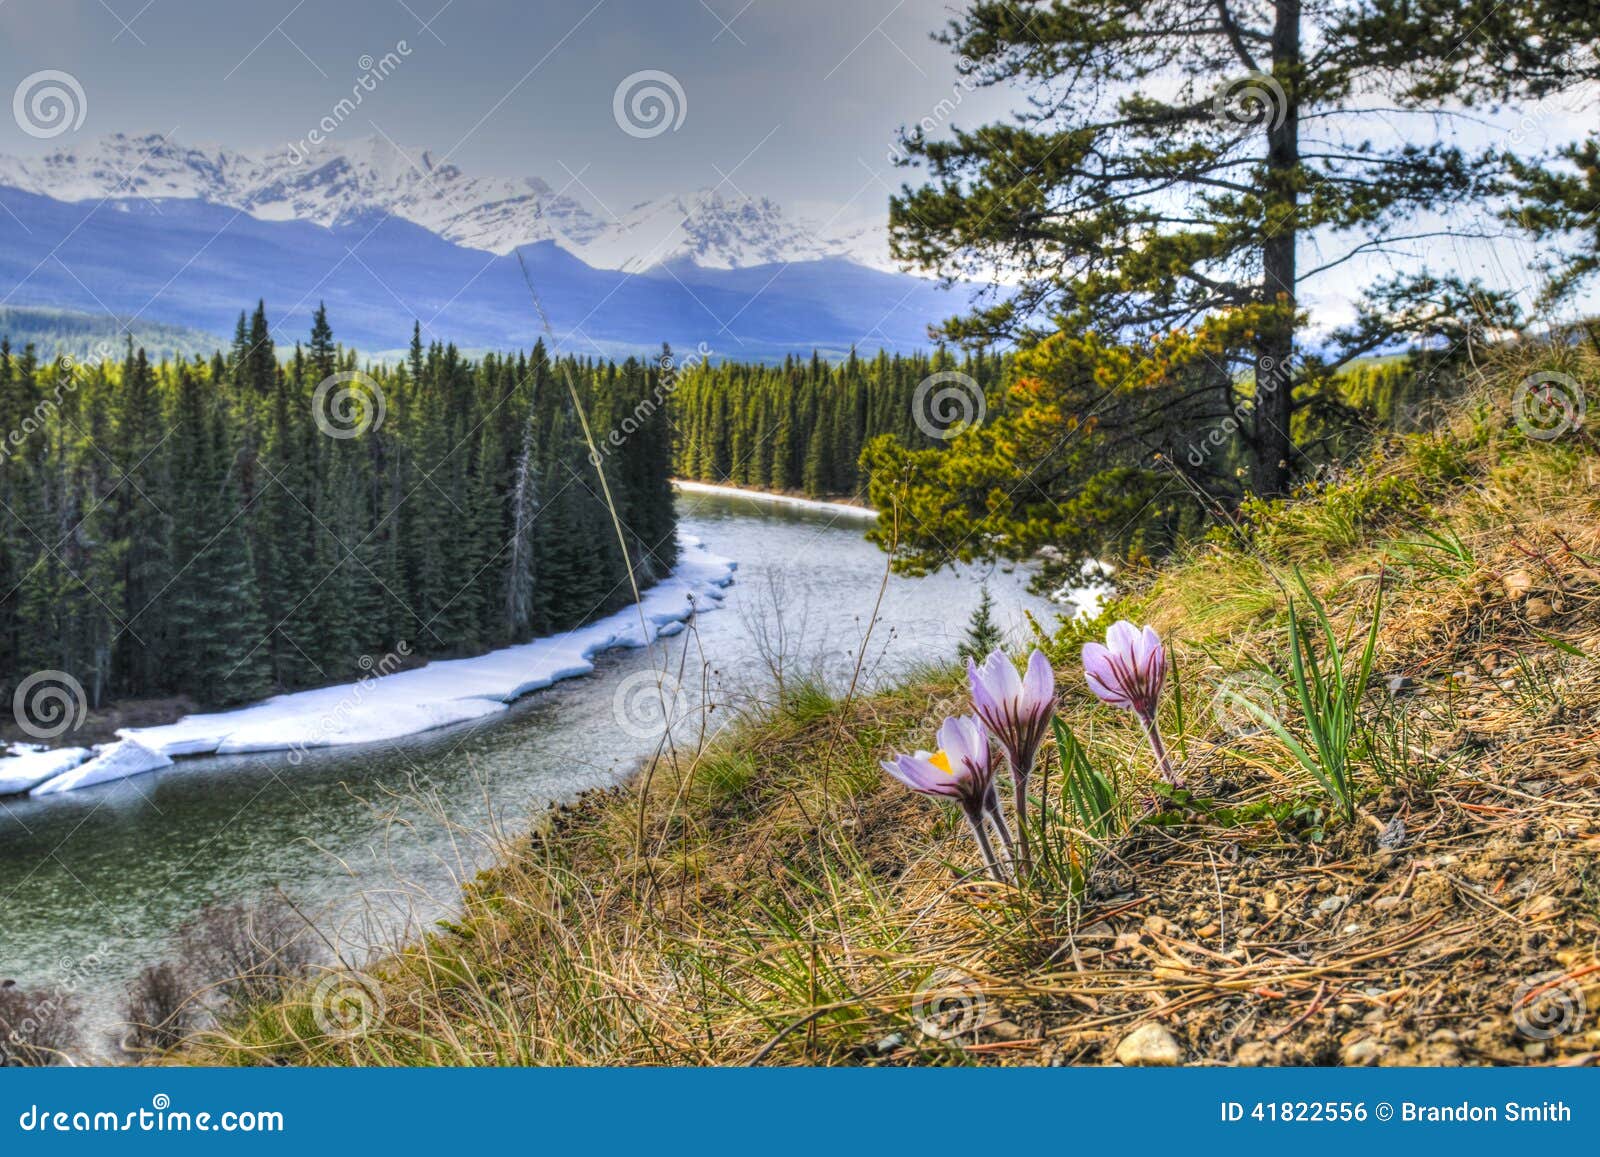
[
  {"left": 963, "top": 807, "right": 1005, "bottom": 882},
  {"left": 1138, "top": 713, "right": 1183, "bottom": 787},
  {"left": 984, "top": 785, "right": 1016, "bottom": 871},
  {"left": 1010, "top": 762, "right": 1034, "bottom": 882}
]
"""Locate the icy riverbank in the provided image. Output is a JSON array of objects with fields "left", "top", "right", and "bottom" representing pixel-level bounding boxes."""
[
  {"left": 8, "top": 535, "right": 736, "bottom": 797},
  {"left": 671, "top": 480, "right": 877, "bottom": 520}
]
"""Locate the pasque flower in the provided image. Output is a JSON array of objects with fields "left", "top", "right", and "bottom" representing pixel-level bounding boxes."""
[
  {"left": 882, "top": 714, "right": 1013, "bottom": 881},
  {"left": 967, "top": 648, "right": 1055, "bottom": 877},
  {"left": 1082, "top": 621, "right": 1182, "bottom": 785}
]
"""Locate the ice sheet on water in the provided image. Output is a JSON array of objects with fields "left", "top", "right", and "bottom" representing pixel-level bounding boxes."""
[
  {"left": 28, "top": 738, "right": 171, "bottom": 796},
  {"left": 27, "top": 535, "right": 736, "bottom": 797},
  {"left": 0, "top": 744, "right": 92, "bottom": 796}
]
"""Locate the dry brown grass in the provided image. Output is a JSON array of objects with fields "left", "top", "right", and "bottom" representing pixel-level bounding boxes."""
[{"left": 179, "top": 349, "right": 1600, "bottom": 1067}]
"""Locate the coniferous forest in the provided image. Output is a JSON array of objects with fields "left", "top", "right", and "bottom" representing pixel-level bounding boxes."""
[
  {"left": 0, "top": 305, "right": 677, "bottom": 710},
  {"left": 668, "top": 348, "right": 1005, "bottom": 498}
]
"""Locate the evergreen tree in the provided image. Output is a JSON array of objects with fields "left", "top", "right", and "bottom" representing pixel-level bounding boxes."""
[
  {"left": 887, "top": 0, "right": 1561, "bottom": 496},
  {"left": 958, "top": 584, "right": 1003, "bottom": 662}
]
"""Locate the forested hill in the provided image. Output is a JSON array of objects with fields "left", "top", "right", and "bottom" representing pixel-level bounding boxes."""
[
  {"left": 669, "top": 348, "right": 1007, "bottom": 500},
  {"left": 0, "top": 305, "right": 677, "bottom": 711}
]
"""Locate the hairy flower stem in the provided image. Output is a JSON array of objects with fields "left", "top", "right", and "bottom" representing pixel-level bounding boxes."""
[
  {"left": 1008, "top": 761, "right": 1034, "bottom": 882},
  {"left": 984, "top": 785, "right": 1017, "bottom": 871},
  {"left": 979, "top": 790, "right": 1017, "bottom": 870},
  {"left": 962, "top": 807, "right": 1005, "bottom": 882},
  {"left": 1137, "top": 713, "right": 1183, "bottom": 788}
]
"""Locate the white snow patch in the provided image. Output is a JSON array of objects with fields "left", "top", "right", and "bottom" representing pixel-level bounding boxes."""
[
  {"left": 0, "top": 744, "right": 92, "bottom": 796},
  {"left": 26, "top": 535, "right": 736, "bottom": 796},
  {"left": 672, "top": 480, "right": 878, "bottom": 520},
  {"left": 30, "top": 738, "right": 172, "bottom": 796}
]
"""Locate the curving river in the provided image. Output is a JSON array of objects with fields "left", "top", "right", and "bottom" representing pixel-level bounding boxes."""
[{"left": 0, "top": 490, "right": 1065, "bottom": 1051}]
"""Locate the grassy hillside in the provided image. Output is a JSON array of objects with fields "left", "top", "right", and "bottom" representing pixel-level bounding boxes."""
[{"left": 178, "top": 348, "right": 1599, "bottom": 1067}]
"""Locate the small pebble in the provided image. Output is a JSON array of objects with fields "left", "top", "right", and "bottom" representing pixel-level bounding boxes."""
[{"left": 1115, "top": 1023, "right": 1183, "bottom": 1067}]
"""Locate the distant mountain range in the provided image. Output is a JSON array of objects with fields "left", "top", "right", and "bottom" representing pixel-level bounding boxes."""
[{"left": 0, "top": 134, "right": 951, "bottom": 360}]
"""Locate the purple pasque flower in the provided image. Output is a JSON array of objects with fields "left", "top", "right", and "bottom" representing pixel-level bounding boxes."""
[
  {"left": 968, "top": 648, "right": 1056, "bottom": 774},
  {"left": 1082, "top": 621, "right": 1165, "bottom": 716},
  {"left": 1082, "top": 621, "right": 1181, "bottom": 786},
  {"left": 967, "top": 648, "right": 1055, "bottom": 878},
  {"left": 883, "top": 714, "right": 1012, "bottom": 881}
]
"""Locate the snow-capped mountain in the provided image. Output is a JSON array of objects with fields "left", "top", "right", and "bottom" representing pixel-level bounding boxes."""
[
  {"left": 0, "top": 133, "right": 892, "bottom": 272},
  {"left": 582, "top": 189, "right": 886, "bottom": 273}
]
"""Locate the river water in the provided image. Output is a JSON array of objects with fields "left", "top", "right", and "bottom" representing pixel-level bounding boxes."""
[{"left": 0, "top": 490, "right": 1063, "bottom": 1051}]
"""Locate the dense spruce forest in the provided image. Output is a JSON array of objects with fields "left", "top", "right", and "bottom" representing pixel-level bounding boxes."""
[
  {"left": 0, "top": 305, "right": 676, "bottom": 710},
  {"left": 669, "top": 348, "right": 1005, "bottom": 498}
]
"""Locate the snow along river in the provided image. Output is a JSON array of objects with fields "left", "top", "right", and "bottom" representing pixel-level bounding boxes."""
[{"left": 0, "top": 489, "right": 1070, "bottom": 1050}]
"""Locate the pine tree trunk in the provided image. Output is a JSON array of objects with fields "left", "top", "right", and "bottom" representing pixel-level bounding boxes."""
[{"left": 1252, "top": 0, "right": 1301, "bottom": 497}]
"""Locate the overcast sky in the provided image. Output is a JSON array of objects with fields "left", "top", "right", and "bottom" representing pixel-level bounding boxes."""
[
  {"left": 1, "top": 0, "right": 1595, "bottom": 326},
  {"left": 0, "top": 0, "right": 1015, "bottom": 229}
]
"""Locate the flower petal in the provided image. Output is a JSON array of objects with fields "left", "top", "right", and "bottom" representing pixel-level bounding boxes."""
[
  {"left": 1022, "top": 648, "right": 1055, "bottom": 713},
  {"left": 966, "top": 656, "right": 999, "bottom": 719},
  {"left": 979, "top": 649, "right": 1023, "bottom": 702},
  {"left": 884, "top": 752, "right": 961, "bottom": 797},
  {"left": 1082, "top": 642, "right": 1135, "bottom": 708},
  {"left": 1106, "top": 620, "right": 1142, "bottom": 659}
]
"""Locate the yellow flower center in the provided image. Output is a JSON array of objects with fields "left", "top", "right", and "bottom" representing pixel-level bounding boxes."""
[{"left": 929, "top": 750, "right": 953, "bottom": 775}]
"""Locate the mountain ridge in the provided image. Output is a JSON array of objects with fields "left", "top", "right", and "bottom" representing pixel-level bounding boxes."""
[
  {"left": 0, "top": 133, "right": 894, "bottom": 273},
  {"left": 0, "top": 182, "right": 960, "bottom": 362}
]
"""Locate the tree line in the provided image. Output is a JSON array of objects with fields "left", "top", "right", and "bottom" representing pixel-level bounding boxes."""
[
  {"left": 669, "top": 348, "right": 1006, "bottom": 499},
  {"left": 0, "top": 304, "right": 677, "bottom": 710}
]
